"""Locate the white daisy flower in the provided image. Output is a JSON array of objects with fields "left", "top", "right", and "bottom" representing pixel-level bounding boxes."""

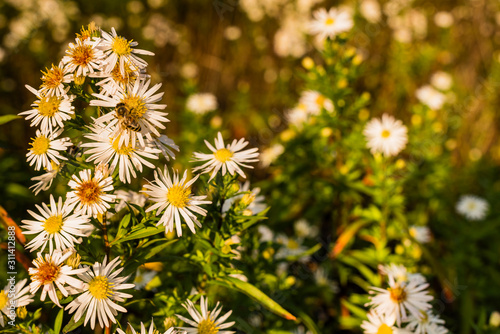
[
  {"left": 19, "top": 85, "right": 74, "bottom": 133},
  {"left": 192, "top": 132, "right": 259, "bottom": 181},
  {"left": 82, "top": 123, "right": 161, "bottom": 184},
  {"left": 62, "top": 37, "right": 104, "bottom": 78},
  {"left": 430, "top": 72, "right": 452, "bottom": 91},
  {"left": 0, "top": 279, "right": 34, "bottom": 327},
  {"left": 379, "top": 264, "right": 427, "bottom": 285},
  {"left": 299, "top": 90, "right": 334, "bottom": 115},
  {"left": 65, "top": 256, "right": 135, "bottom": 330},
  {"left": 405, "top": 311, "right": 448, "bottom": 334},
  {"left": 143, "top": 167, "right": 211, "bottom": 237},
  {"left": 186, "top": 93, "right": 218, "bottom": 115},
  {"left": 99, "top": 27, "right": 154, "bottom": 76},
  {"left": 416, "top": 85, "right": 446, "bottom": 110},
  {"left": 39, "top": 62, "right": 72, "bottom": 97},
  {"left": 117, "top": 321, "right": 182, "bottom": 334},
  {"left": 363, "top": 114, "right": 408, "bottom": 157},
  {"left": 26, "top": 129, "right": 72, "bottom": 171},
  {"left": 176, "top": 296, "right": 235, "bottom": 334},
  {"left": 113, "top": 190, "right": 147, "bottom": 214},
  {"left": 66, "top": 169, "right": 116, "bottom": 218},
  {"left": 93, "top": 60, "right": 147, "bottom": 97},
  {"left": 259, "top": 143, "right": 284, "bottom": 168},
  {"left": 258, "top": 225, "right": 274, "bottom": 243},
  {"left": 29, "top": 250, "right": 87, "bottom": 307},
  {"left": 133, "top": 269, "right": 157, "bottom": 290},
  {"left": 294, "top": 219, "right": 319, "bottom": 239},
  {"left": 90, "top": 78, "right": 169, "bottom": 147},
  {"left": 29, "top": 161, "right": 60, "bottom": 195},
  {"left": 367, "top": 272, "right": 433, "bottom": 326},
  {"left": 456, "top": 195, "right": 489, "bottom": 221},
  {"left": 287, "top": 103, "right": 309, "bottom": 128},
  {"left": 275, "top": 234, "right": 309, "bottom": 262},
  {"left": 409, "top": 226, "right": 432, "bottom": 243},
  {"left": 22, "top": 195, "right": 92, "bottom": 253},
  {"left": 308, "top": 7, "right": 354, "bottom": 41},
  {"left": 361, "top": 311, "right": 397, "bottom": 334}
]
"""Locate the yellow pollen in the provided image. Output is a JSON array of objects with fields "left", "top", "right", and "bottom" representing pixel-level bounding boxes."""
[
  {"left": 76, "top": 180, "right": 102, "bottom": 205},
  {"left": 325, "top": 18, "right": 335, "bottom": 25},
  {"left": 112, "top": 36, "right": 132, "bottom": 56},
  {"left": 30, "top": 136, "right": 50, "bottom": 155},
  {"left": 167, "top": 184, "right": 191, "bottom": 208},
  {"left": 388, "top": 286, "right": 407, "bottom": 303},
  {"left": 0, "top": 291, "right": 8, "bottom": 310},
  {"left": 88, "top": 276, "right": 113, "bottom": 300},
  {"left": 38, "top": 96, "right": 61, "bottom": 117},
  {"left": 377, "top": 324, "right": 393, "bottom": 334},
  {"left": 381, "top": 129, "right": 391, "bottom": 138},
  {"left": 43, "top": 215, "right": 64, "bottom": 234},
  {"left": 111, "top": 61, "right": 138, "bottom": 85},
  {"left": 31, "top": 261, "right": 60, "bottom": 285},
  {"left": 111, "top": 137, "right": 135, "bottom": 156},
  {"left": 70, "top": 44, "right": 94, "bottom": 66},
  {"left": 197, "top": 318, "right": 219, "bottom": 334},
  {"left": 214, "top": 148, "right": 233, "bottom": 163},
  {"left": 315, "top": 94, "right": 326, "bottom": 107},
  {"left": 41, "top": 65, "right": 64, "bottom": 89},
  {"left": 121, "top": 96, "right": 147, "bottom": 119}
]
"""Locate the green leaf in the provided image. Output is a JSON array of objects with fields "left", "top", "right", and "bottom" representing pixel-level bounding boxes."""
[
  {"left": 296, "top": 310, "right": 321, "bottom": 334},
  {"left": 54, "top": 308, "right": 64, "bottom": 334},
  {"left": 62, "top": 314, "right": 85, "bottom": 333},
  {"left": 145, "top": 239, "right": 177, "bottom": 259},
  {"left": 111, "top": 226, "right": 164, "bottom": 244},
  {"left": 0, "top": 115, "right": 21, "bottom": 125},
  {"left": 212, "top": 276, "right": 296, "bottom": 321}
]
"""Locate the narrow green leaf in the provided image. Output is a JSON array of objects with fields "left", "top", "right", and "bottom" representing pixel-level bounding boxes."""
[
  {"left": 296, "top": 310, "right": 320, "bottom": 334},
  {"left": 54, "top": 308, "right": 64, "bottom": 334},
  {"left": 111, "top": 226, "right": 164, "bottom": 244},
  {"left": 0, "top": 115, "right": 21, "bottom": 125},
  {"left": 145, "top": 239, "right": 177, "bottom": 259},
  {"left": 62, "top": 314, "right": 85, "bottom": 333},
  {"left": 212, "top": 276, "right": 296, "bottom": 321}
]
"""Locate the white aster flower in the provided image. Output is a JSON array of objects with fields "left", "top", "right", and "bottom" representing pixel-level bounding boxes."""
[
  {"left": 456, "top": 195, "right": 489, "bottom": 221},
  {"left": 0, "top": 279, "right": 34, "bottom": 327},
  {"left": 299, "top": 90, "right": 334, "bottom": 115},
  {"left": 19, "top": 85, "right": 74, "bottom": 133},
  {"left": 308, "top": 7, "right": 354, "bottom": 41},
  {"left": 62, "top": 37, "right": 104, "bottom": 78},
  {"left": 29, "top": 250, "right": 87, "bottom": 307},
  {"left": 379, "top": 264, "right": 427, "bottom": 285},
  {"left": 82, "top": 123, "right": 161, "bottom": 184},
  {"left": 176, "top": 296, "right": 235, "bottom": 334},
  {"left": 26, "top": 129, "right": 72, "bottom": 171},
  {"left": 405, "top": 311, "right": 448, "bottom": 334},
  {"left": 367, "top": 272, "right": 433, "bottom": 326},
  {"left": 360, "top": 0, "right": 382, "bottom": 24},
  {"left": 113, "top": 190, "right": 147, "bottom": 214},
  {"left": 65, "top": 256, "right": 135, "bottom": 330},
  {"left": 258, "top": 225, "right": 274, "bottom": 243},
  {"left": 434, "top": 11, "right": 454, "bottom": 28},
  {"left": 192, "top": 132, "right": 259, "bottom": 181},
  {"left": 275, "top": 234, "right": 309, "bottom": 261},
  {"left": 39, "top": 62, "right": 72, "bottom": 97},
  {"left": 93, "top": 60, "right": 147, "bottom": 97},
  {"left": 99, "top": 27, "right": 154, "bottom": 75},
  {"left": 294, "top": 219, "right": 319, "bottom": 239},
  {"left": 416, "top": 85, "right": 446, "bottom": 110},
  {"left": 186, "top": 93, "right": 218, "bottom": 115},
  {"left": 259, "top": 143, "right": 284, "bottom": 168},
  {"left": 29, "top": 161, "right": 60, "bottom": 195},
  {"left": 430, "top": 72, "right": 452, "bottom": 91},
  {"left": 22, "top": 195, "right": 92, "bottom": 253},
  {"left": 133, "top": 269, "right": 157, "bottom": 290},
  {"left": 222, "top": 181, "right": 267, "bottom": 216},
  {"left": 363, "top": 114, "right": 408, "bottom": 157},
  {"left": 143, "top": 167, "right": 211, "bottom": 237},
  {"left": 287, "top": 103, "right": 309, "bottom": 128},
  {"left": 66, "top": 169, "right": 116, "bottom": 217},
  {"left": 361, "top": 311, "right": 397, "bottom": 334},
  {"left": 90, "top": 78, "right": 169, "bottom": 147},
  {"left": 409, "top": 226, "right": 432, "bottom": 243}
]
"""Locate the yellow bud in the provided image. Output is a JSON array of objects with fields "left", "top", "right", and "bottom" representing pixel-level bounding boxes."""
[
  {"left": 339, "top": 165, "right": 349, "bottom": 175},
  {"left": 165, "top": 230, "right": 176, "bottom": 240},
  {"left": 395, "top": 159, "right": 406, "bottom": 169},
  {"left": 321, "top": 127, "right": 333, "bottom": 137},
  {"left": 445, "top": 139, "right": 457, "bottom": 151},
  {"left": 74, "top": 76, "right": 86, "bottom": 85},
  {"left": 395, "top": 244, "right": 405, "bottom": 255},
  {"left": 490, "top": 311, "right": 500, "bottom": 327},
  {"left": 358, "top": 108, "right": 370, "bottom": 121},
  {"left": 317, "top": 66, "right": 326, "bottom": 76},
  {"left": 353, "top": 54, "right": 363, "bottom": 65},
  {"left": 16, "top": 306, "right": 27, "bottom": 319},
  {"left": 432, "top": 122, "right": 443, "bottom": 133},
  {"left": 242, "top": 209, "right": 253, "bottom": 216},
  {"left": 345, "top": 47, "right": 356, "bottom": 58},
  {"left": 210, "top": 116, "right": 222, "bottom": 128},
  {"left": 163, "top": 317, "right": 177, "bottom": 329},
  {"left": 469, "top": 148, "right": 482, "bottom": 161},
  {"left": 285, "top": 276, "right": 296, "bottom": 287},
  {"left": 280, "top": 129, "right": 296, "bottom": 142},
  {"left": 337, "top": 79, "right": 348, "bottom": 89},
  {"left": 65, "top": 252, "right": 81, "bottom": 269},
  {"left": 427, "top": 109, "right": 437, "bottom": 120},
  {"left": 222, "top": 244, "right": 232, "bottom": 254},
  {"left": 142, "top": 262, "right": 164, "bottom": 271},
  {"left": 262, "top": 248, "right": 275, "bottom": 259},
  {"left": 301, "top": 57, "right": 314, "bottom": 70},
  {"left": 411, "top": 114, "right": 422, "bottom": 126},
  {"left": 241, "top": 193, "right": 255, "bottom": 206}
]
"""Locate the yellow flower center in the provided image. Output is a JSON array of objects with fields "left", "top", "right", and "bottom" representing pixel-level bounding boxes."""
[
  {"left": 31, "top": 260, "right": 60, "bottom": 285},
  {"left": 388, "top": 286, "right": 407, "bottom": 303},
  {"left": 377, "top": 324, "right": 393, "bottom": 334},
  {"left": 111, "top": 61, "right": 138, "bottom": 85},
  {"left": 315, "top": 94, "right": 326, "bottom": 107},
  {"left": 112, "top": 36, "right": 132, "bottom": 56},
  {"left": 197, "top": 318, "right": 219, "bottom": 334},
  {"left": 214, "top": 148, "right": 233, "bottom": 163},
  {"left": 41, "top": 65, "right": 64, "bottom": 89},
  {"left": 381, "top": 129, "right": 391, "bottom": 138},
  {"left": 38, "top": 96, "right": 61, "bottom": 117},
  {"left": 69, "top": 43, "right": 94, "bottom": 66},
  {"left": 76, "top": 180, "right": 102, "bottom": 205},
  {"left": 0, "top": 291, "right": 8, "bottom": 310},
  {"left": 287, "top": 239, "right": 300, "bottom": 249},
  {"left": 467, "top": 202, "right": 476, "bottom": 210},
  {"left": 325, "top": 18, "right": 335, "bottom": 26},
  {"left": 167, "top": 184, "right": 191, "bottom": 208},
  {"left": 120, "top": 96, "right": 147, "bottom": 119},
  {"left": 88, "top": 276, "right": 113, "bottom": 300},
  {"left": 43, "top": 214, "right": 64, "bottom": 234},
  {"left": 30, "top": 136, "right": 50, "bottom": 155},
  {"left": 111, "top": 137, "right": 135, "bottom": 156}
]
